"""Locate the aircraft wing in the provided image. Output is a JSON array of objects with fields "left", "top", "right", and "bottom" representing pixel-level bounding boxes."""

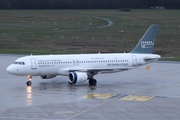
[
  {"left": 57, "top": 65, "right": 150, "bottom": 75},
  {"left": 67, "top": 67, "right": 134, "bottom": 75}
]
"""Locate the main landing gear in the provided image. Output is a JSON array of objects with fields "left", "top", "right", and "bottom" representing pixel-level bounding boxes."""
[
  {"left": 27, "top": 75, "right": 32, "bottom": 86},
  {"left": 89, "top": 79, "right": 97, "bottom": 86}
]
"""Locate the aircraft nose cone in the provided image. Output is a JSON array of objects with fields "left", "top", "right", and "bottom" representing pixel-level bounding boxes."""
[
  {"left": 6, "top": 65, "right": 14, "bottom": 74},
  {"left": 6, "top": 65, "right": 11, "bottom": 73}
]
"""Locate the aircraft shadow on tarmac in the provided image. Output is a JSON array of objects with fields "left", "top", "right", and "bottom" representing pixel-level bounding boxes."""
[{"left": 38, "top": 80, "right": 97, "bottom": 91}]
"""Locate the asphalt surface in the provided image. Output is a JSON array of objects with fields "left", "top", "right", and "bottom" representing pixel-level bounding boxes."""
[{"left": 0, "top": 55, "right": 180, "bottom": 120}]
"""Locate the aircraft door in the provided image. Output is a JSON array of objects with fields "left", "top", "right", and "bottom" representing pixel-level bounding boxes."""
[
  {"left": 131, "top": 55, "right": 137, "bottom": 66},
  {"left": 76, "top": 60, "right": 79, "bottom": 66},
  {"left": 73, "top": 60, "right": 79, "bottom": 66},
  {"left": 30, "top": 58, "right": 37, "bottom": 69}
]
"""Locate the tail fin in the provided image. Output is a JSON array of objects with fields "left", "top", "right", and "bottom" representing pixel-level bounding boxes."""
[{"left": 130, "top": 24, "right": 158, "bottom": 54}]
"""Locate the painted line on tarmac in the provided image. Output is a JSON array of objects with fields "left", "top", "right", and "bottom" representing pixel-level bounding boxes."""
[
  {"left": 54, "top": 111, "right": 75, "bottom": 114},
  {"left": 68, "top": 94, "right": 125, "bottom": 120},
  {"left": 81, "top": 93, "right": 116, "bottom": 99},
  {"left": 120, "top": 95, "right": 154, "bottom": 101}
]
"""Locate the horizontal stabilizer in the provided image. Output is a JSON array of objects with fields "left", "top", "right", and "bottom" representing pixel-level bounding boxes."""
[{"left": 144, "top": 55, "right": 161, "bottom": 61}]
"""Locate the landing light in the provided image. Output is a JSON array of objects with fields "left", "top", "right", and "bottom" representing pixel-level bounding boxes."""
[{"left": 28, "top": 75, "right": 32, "bottom": 81}]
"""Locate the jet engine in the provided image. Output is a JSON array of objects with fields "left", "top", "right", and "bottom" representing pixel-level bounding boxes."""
[
  {"left": 69, "top": 72, "right": 88, "bottom": 84},
  {"left": 41, "top": 75, "right": 56, "bottom": 79}
]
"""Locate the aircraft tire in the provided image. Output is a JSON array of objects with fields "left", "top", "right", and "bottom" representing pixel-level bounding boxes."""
[
  {"left": 89, "top": 79, "right": 97, "bottom": 86},
  {"left": 26, "top": 81, "right": 32, "bottom": 86}
]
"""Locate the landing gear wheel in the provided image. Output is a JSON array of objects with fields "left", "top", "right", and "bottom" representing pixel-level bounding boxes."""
[
  {"left": 27, "top": 75, "right": 32, "bottom": 86},
  {"left": 89, "top": 79, "right": 97, "bottom": 86},
  {"left": 26, "top": 81, "right": 32, "bottom": 86}
]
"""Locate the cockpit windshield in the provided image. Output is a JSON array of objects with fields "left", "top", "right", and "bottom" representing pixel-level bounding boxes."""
[{"left": 13, "top": 61, "right": 25, "bottom": 65}]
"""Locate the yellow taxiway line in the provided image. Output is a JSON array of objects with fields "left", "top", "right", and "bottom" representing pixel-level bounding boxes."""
[
  {"left": 82, "top": 93, "right": 116, "bottom": 99},
  {"left": 120, "top": 95, "right": 154, "bottom": 101}
]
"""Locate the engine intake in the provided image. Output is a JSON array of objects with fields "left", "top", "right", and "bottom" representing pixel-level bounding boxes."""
[{"left": 69, "top": 72, "right": 88, "bottom": 84}]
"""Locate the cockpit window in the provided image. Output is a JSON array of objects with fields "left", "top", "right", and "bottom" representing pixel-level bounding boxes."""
[{"left": 13, "top": 61, "right": 25, "bottom": 65}]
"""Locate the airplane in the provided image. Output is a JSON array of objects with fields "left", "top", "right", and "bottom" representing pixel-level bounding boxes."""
[{"left": 6, "top": 24, "right": 161, "bottom": 86}]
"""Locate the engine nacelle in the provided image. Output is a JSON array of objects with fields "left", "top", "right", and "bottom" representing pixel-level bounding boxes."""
[
  {"left": 41, "top": 75, "right": 56, "bottom": 79},
  {"left": 69, "top": 72, "right": 88, "bottom": 84}
]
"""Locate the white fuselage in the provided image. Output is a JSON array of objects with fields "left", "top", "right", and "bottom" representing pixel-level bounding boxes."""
[{"left": 6, "top": 53, "right": 160, "bottom": 76}]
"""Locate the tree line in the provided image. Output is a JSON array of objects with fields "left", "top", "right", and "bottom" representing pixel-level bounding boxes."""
[{"left": 0, "top": 0, "right": 180, "bottom": 9}]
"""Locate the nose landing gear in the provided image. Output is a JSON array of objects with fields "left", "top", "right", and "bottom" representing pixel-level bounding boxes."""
[{"left": 27, "top": 75, "right": 32, "bottom": 86}]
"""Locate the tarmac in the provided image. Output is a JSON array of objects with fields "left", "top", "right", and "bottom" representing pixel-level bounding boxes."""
[{"left": 0, "top": 54, "right": 180, "bottom": 120}]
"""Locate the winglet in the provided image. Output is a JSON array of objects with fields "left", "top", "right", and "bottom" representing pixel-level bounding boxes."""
[{"left": 146, "top": 65, "right": 151, "bottom": 70}]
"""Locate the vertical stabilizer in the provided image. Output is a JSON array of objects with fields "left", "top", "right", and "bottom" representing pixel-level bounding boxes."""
[{"left": 130, "top": 24, "right": 158, "bottom": 54}]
